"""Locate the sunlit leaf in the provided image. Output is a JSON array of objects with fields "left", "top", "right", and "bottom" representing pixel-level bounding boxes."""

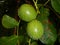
[
  {"left": 51, "top": 0, "right": 60, "bottom": 14},
  {"left": 2, "top": 15, "right": 19, "bottom": 28},
  {"left": 0, "top": 35, "right": 18, "bottom": 45}
]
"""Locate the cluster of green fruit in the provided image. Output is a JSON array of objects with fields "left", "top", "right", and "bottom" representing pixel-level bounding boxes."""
[
  {"left": 2, "top": 4, "right": 44, "bottom": 40},
  {"left": 1, "top": 0, "right": 58, "bottom": 44},
  {"left": 18, "top": 4, "right": 44, "bottom": 40},
  {"left": 2, "top": 4, "right": 57, "bottom": 45}
]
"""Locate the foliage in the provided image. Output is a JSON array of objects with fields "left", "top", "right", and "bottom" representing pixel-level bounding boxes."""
[
  {"left": 0, "top": 35, "right": 18, "bottom": 45},
  {"left": 2, "top": 15, "right": 19, "bottom": 28},
  {"left": 51, "top": 0, "right": 60, "bottom": 14}
]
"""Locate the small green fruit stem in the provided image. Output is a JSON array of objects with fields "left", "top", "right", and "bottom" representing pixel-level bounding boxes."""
[
  {"left": 17, "top": 20, "right": 20, "bottom": 45},
  {"left": 33, "top": 0, "right": 40, "bottom": 14},
  {"left": 28, "top": 39, "right": 31, "bottom": 45}
]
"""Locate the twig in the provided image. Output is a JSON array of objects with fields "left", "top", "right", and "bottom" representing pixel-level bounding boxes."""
[{"left": 44, "top": 0, "right": 50, "bottom": 6}]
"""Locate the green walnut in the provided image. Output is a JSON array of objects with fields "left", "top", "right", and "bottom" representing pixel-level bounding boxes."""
[
  {"left": 18, "top": 4, "right": 37, "bottom": 22},
  {"left": 27, "top": 20, "right": 44, "bottom": 40}
]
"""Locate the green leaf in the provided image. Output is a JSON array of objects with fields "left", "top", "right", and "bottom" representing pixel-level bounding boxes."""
[
  {"left": 0, "top": 35, "right": 18, "bottom": 45},
  {"left": 39, "top": 22, "right": 57, "bottom": 45},
  {"left": 37, "top": 7, "right": 49, "bottom": 22},
  {"left": 51, "top": 0, "right": 60, "bottom": 14},
  {"left": 57, "top": 0, "right": 60, "bottom": 5},
  {"left": 37, "top": 7, "right": 49, "bottom": 27},
  {"left": 2, "top": 15, "right": 19, "bottom": 28}
]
